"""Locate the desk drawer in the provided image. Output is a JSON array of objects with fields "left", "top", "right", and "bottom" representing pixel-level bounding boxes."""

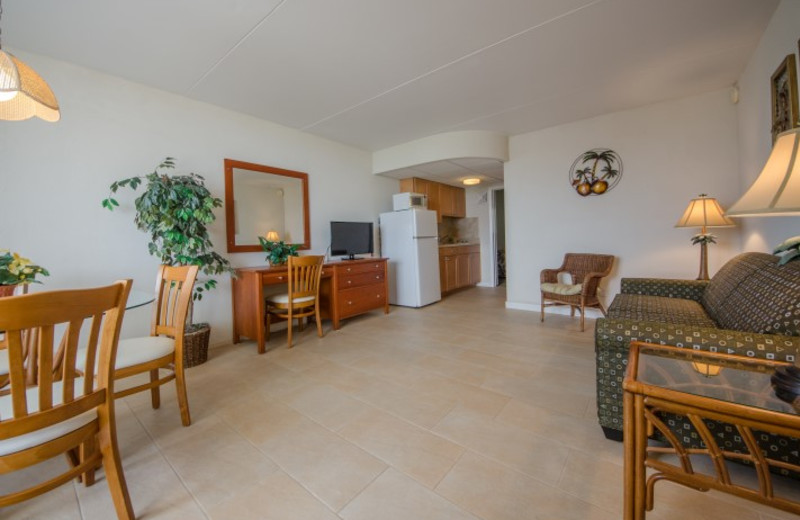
[
  {"left": 261, "top": 272, "right": 288, "bottom": 285},
  {"left": 339, "top": 271, "right": 385, "bottom": 290},
  {"left": 337, "top": 284, "right": 386, "bottom": 318},
  {"left": 338, "top": 261, "right": 385, "bottom": 276}
]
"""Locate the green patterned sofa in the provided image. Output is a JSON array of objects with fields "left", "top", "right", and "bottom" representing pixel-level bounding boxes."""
[{"left": 595, "top": 252, "right": 800, "bottom": 453}]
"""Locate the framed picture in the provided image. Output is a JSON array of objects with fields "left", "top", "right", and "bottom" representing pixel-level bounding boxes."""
[{"left": 770, "top": 54, "right": 799, "bottom": 143}]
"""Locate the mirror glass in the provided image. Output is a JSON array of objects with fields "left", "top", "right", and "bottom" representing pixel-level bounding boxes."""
[{"left": 224, "top": 159, "right": 310, "bottom": 252}]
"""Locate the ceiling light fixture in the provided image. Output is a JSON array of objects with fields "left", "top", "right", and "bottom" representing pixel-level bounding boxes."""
[
  {"left": 0, "top": 0, "right": 59, "bottom": 122},
  {"left": 462, "top": 178, "right": 481, "bottom": 186}
]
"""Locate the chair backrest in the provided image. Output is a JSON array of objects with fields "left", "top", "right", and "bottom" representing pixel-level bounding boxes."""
[
  {"left": 0, "top": 280, "right": 130, "bottom": 431},
  {"left": 151, "top": 265, "right": 199, "bottom": 338},
  {"left": 562, "top": 253, "right": 615, "bottom": 284},
  {"left": 287, "top": 255, "right": 324, "bottom": 301}
]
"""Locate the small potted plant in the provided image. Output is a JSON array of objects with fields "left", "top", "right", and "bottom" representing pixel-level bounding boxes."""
[
  {"left": 102, "top": 157, "right": 234, "bottom": 366},
  {"left": 0, "top": 250, "right": 49, "bottom": 297},
  {"left": 258, "top": 236, "right": 299, "bottom": 266}
]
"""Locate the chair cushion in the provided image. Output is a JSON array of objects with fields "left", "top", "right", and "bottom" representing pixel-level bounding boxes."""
[
  {"left": 541, "top": 282, "right": 582, "bottom": 295},
  {"left": 0, "top": 378, "right": 97, "bottom": 456},
  {"left": 267, "top": 294, "right": 316, "bottom": 305},
  {"left": 606, "top": 293, "right": 716, "bottom": 327},
  {"left": 115, "top": 336, "right": 175, "bottom": 370}
]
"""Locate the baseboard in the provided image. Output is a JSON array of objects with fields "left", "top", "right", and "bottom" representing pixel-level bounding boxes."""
[{"left": 505, "top": 300, "right": 604, "bottom": 318}]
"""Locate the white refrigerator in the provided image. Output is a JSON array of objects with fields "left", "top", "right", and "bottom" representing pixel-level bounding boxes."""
[{"left": 379, "top": 209, "right": 441, "bottom": 307}]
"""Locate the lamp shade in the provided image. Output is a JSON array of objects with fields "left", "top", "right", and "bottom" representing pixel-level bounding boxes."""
[
  {"left": 675, "top": 194, "right": 734, "bottom": 228},
  {"left": 265, "top": 230, "right": 280, "bottom": 242},
  {"left": 727, "top": 128, "right": 800, "bottom": 217},
  {"left": 0, "top": 50, "right": 60, "bottom": 122}
]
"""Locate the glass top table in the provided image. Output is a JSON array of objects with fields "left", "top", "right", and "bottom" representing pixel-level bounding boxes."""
[
  {"left": 622, "top": 342, "right": 800, "bottom": 519},
  {"left": 634, "top": 344, "right": 797, "bottom": 416}
]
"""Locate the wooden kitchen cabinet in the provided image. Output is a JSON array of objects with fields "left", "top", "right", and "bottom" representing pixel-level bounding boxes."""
[
  {"left": 399, "top": 177, "right": 464, "bottom": 220},
  {"left": 439, "top": 245, "right": 480, "bottom": 293}
]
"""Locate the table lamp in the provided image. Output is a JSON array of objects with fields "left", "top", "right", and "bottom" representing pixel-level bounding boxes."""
[
  {"left": 726, "top": 128, "right": 800, "bottom": 403},
  {"left": 675, "top": 194, "right": 734, "bottom": 280},
  {"left": 265, "top": 230, "right": 280, "bottom": 242}
]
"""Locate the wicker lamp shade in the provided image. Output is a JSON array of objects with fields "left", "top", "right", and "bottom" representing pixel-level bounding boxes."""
[
  {"left": 675, "top": 194, "right": 734, "bottom": 231},
  {"left": 727, "top": 128, "right": 800, "bottom": 217},
  {"left": 0, "top": 50, "right": 60, "bottom": 122}
]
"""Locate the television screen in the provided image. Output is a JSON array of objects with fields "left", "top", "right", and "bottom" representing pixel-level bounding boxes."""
[{"left": 330, "top": 221, "right": 373, "bottom": 259}]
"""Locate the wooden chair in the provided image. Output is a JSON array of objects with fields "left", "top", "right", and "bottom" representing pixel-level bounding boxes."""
[
  {"left": 113, "top": 265, "right": 198, "bottom": 426},
  {"left": 540, "top": 253, "right": 615, "bottom": 332},
  {"left": 0, "top": 280, "right": 135, "bottom": 519},
  {"left": 265, "top": 255, "right": 324, "bottom": 350}
]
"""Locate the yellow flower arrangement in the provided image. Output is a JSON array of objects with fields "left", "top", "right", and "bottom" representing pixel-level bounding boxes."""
[{"left": 0, "top": 250, "right": 50, "bottom": 285}]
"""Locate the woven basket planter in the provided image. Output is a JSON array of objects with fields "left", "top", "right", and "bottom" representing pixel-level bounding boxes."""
[{"left": 183, "top": 323, "right": 210, "bottom": 368}]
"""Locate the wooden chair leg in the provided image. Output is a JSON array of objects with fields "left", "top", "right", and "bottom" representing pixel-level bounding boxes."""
[
  {"left": 81, "top": 434, "right": 97, "bottom": 486},
  {"left": 540, "top": 297, "right": 545, "bottom": 322},
  {"left": 149, "top": 369, "right": 161, "bottom": 409},
  {"left": 580, "top": 304, "right": 585, "bottom": 332},
  {"left": 298, "top": 317, "right": 306, "bottom": 332},
  {"left": 570, "top": 305, "right": 575, "bottom": 317},
  {"left": 98, "top": 423, "right": 135, "bottom": 520},
  {"left": 287, "top": 309, "right": 294, "bottom": 349},
  {"left": 315, "top": 307, "right": 323, "bottom": 338},
  {"left": 174, "top": 363, "right": 192, "bottom": 427}
]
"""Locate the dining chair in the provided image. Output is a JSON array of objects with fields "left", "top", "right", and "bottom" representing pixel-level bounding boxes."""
[
  {"left": 265, "top": 255, "right": 324, "bottom": 349},
  {"left": 112, "top": 264, "right": 198, "bottom": 426},
  {"left": 540, "top": 253, "right": 615, "bottom": 332},
  {"left": 0, "top": 280, "right": 135, "bottom": 519}
]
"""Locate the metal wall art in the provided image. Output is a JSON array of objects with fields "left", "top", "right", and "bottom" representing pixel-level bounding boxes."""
[{"left": 568, "top": 148, "right": 622, "bottom": 197}]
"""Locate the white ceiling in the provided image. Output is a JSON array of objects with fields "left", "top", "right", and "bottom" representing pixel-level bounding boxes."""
[{"left": 4, "top": 0, "right": 777, "bottom": 179}]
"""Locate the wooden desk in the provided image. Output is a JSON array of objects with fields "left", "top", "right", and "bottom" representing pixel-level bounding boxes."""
[{"left": 232, "top": 258, "right": 389, "bottom": 353}]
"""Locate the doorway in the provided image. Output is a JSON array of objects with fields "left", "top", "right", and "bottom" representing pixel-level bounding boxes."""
[{"left": 490, "top": 188, "right": 505, "bottom": 287}]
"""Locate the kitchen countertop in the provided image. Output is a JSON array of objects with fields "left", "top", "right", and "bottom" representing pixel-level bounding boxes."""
[{"left": 439, "top": 242, "right": 480, "bottom": 247}]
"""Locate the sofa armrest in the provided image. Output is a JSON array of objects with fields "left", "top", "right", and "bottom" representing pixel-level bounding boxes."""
[{"left": 620, "top": 278, "right": 709, "bottom": 301}]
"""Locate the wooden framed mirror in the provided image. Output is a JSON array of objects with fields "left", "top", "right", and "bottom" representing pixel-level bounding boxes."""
[{"left": 224, "top": 159, "right": 310, "bottom": 253}]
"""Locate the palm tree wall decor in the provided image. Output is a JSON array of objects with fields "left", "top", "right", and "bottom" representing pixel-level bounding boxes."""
[{"left": 568, "top": 148, "right": 623, "bottom": 196}]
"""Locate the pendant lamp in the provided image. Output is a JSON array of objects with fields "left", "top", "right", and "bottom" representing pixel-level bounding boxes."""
[{"left": 0, "top": 1, "right": 59, "bottom": 122}]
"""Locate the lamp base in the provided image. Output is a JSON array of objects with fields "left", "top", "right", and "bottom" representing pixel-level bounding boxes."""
[
  {"left": 771, "top": 365, "right": 800, "bottom": 405},
  {"left": 696, "top": 242, "right": 709, "bottom": 281}
]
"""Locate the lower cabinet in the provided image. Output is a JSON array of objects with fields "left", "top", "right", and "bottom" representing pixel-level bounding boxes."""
[{"left": 439, "top": 245, "right": 481, "bottom": 293}]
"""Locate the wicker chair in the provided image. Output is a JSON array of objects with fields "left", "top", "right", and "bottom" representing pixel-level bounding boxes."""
[{"left": 540, "top": 253, "right": 615, "bottom": 331}]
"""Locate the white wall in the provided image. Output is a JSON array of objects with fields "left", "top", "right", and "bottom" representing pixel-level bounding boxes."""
[
  {"left": 0, "top": 51, "right": 398, "bottom": 345},
  {"left": 735, "top": 0, "right": 800, "bottom": 251},
  {"left": 504, "top": 89, "right": 741, "bottom": 312}
]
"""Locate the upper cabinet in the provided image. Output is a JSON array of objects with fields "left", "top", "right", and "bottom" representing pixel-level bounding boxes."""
[{"left": 399, "top": 177, "right": 465, "bottom": 221}]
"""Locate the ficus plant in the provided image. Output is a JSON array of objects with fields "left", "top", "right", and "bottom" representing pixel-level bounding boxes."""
[{"left": 101, "top": 158, "right": 234, "bottom": 320}]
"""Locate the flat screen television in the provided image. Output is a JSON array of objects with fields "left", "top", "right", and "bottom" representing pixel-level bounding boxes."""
[{"left": 330, "top": 221, "right": 373, "bottom": 260}]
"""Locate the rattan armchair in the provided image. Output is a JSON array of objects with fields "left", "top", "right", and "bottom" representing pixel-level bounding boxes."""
[{"left": 540, "top": 253, "right": 615, "bottom": 331}]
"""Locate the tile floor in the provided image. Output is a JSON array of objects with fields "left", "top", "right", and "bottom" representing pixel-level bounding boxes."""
[{"left": 3, "top": 286, "right": 799, "bottom": 519}]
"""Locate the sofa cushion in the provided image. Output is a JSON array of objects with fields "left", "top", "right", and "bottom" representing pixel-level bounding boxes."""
[
  {"left": 701, "top": 253, "right": 764, "bottom": 320},
  {"left": 709, "top": 253, "right": 800, "bottom": 336},
  {"left": 607, "top": 293, "right": 716, "bottom": 327}
]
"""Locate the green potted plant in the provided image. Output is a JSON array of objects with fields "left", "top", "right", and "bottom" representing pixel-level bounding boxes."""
[
  {"left": 0, "top": 250, "right": 49, "bottom": 297},
  {"left": 258, "top": 236, "right": 299, "bottom": 266},
  {"left": 102, "top": 157, "right": 234, "bottom": 366}
]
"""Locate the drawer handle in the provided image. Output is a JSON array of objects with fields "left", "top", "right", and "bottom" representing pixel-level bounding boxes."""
[
  {"left": 347, "top": 301, "right": 353, "bottom": 305},
  {"left": 376, "top": 275, "right": 380, "bottom": 279},
  {"left": 347, "top": 268, "right": 351, "bottom": 272},
  {"left": 277, "top": 276, "right": 284, "bottom": 280},
  {"left": 347, "top": 280, "right": 352, "bottom": 285},
  {"left": 376, "top": 294, "right": 380, "bottom": 298}
]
